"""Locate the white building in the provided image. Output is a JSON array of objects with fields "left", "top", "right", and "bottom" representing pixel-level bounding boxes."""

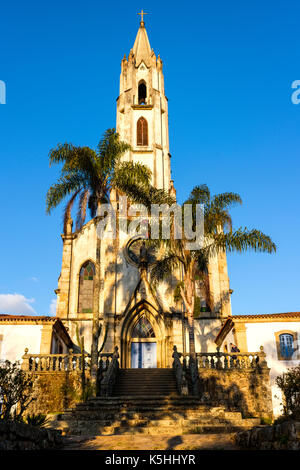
[
  {"left": 215, "top": 312, "right": 300, "bottom": 416},
  {"left": 0, "top": 315, "right": 72, "bottom": 363}
]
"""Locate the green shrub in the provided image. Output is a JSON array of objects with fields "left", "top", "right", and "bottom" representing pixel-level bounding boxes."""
[
  {"left": 23, "top": 413, "right": 50, "bottom": 427},
  {"left": 275, "top": 365, "right": 300, "bottom": 419},
  {"left": 0, "top": 360, "right": 35, "bottom": 420},
  {"left": 260, "top": 417, "right": 273, "bottom": 425}
]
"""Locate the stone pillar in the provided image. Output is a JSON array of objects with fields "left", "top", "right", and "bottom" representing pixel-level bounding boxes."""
[
  {"left": 217, "top": 248, "right": 232, "bottom": 317},
  {"left": 56, "top": 218, "right": 74, "bottom": 318},
  {"left": 40, "top": 324, "right": 53, "bottom": 354},
  {"left": 233, "top": 322, "right": 248, "bottom": 352}
]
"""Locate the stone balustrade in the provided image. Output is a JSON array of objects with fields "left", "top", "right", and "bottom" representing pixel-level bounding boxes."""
[
  {"left": 21, "top": 348, "right": 115, "bottom": 373},
  {"left": 176, "top": 346, "right": 268, "bottom": 371}
]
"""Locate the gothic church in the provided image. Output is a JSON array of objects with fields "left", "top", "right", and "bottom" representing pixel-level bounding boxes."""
[{"left": 55, "top": 18, "right": 232, "bottom": 369}]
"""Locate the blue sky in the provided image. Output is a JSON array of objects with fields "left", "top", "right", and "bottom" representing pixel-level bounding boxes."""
[{"left": 0, "top": 0, "right": 299, "bottom": 316}]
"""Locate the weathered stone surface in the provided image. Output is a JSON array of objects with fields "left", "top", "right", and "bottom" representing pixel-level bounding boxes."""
[
  {"left": 198, "top": 367, "right": 273, "bottom": 419},
  {"left": 235, "top": 420, "right": 300, "bottom": 450},
  {"left": 26, "top": 371, "right": 87, "bottom": 414},
  {"left": 0, "top": 420, "right": 62, "bottom": 450}
]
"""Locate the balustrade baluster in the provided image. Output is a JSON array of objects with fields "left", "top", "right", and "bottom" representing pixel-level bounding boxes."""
[{"left": 68, "top": 349, "right": 73, "bottom": 371}]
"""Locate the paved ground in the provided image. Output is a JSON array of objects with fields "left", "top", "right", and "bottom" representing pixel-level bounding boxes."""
[{"left": 62, "top": 433, "right": 238, "bottom": 450}]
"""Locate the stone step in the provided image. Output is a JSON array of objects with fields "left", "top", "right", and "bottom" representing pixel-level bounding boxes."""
[
  {"left": 59, "top": 423, "right": 257, "bottom": 436},
  {"left": 86, "top": 396, "right": 208, "bottom": 404},
  {"left": 63, "top": 417, "right": 251, "bottom": 427}
]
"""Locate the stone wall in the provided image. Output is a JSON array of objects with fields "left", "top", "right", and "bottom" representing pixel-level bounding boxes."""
[
  {"left": 27, "top": 371, "right": 88, "bottom": 414},
  {"left": 235, "top": 421, "right": 300, "bottom": 450},
  {"left": 0, "top": 420, "right": 62, "bottom": 450},
  {"left": 198, "top": 367, "right": 273, "bottom": 420}
]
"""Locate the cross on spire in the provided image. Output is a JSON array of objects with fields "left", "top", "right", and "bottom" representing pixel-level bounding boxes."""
[{"left": 138, "top": 9, "right": 148, "bottom": 24}]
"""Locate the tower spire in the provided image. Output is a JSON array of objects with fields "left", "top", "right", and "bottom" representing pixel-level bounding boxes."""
[{"left": 132, "top": 13, "right": 151, "bottom": 66}]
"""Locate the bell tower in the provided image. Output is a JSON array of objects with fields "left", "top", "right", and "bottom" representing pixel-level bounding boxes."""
[{"left": 116, "top": 15, "right": 171, "bottom": 190}]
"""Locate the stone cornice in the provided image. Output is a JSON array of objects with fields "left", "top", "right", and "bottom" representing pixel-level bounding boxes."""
[
  {"left": 231, "top": 312, "right": 300, "bottom": 322},
  {"left": 0, "top": 315, "right": 57, "bottom": 324},
  {"left": 131, "top": 105, "right": 153, "bottom": 110}
]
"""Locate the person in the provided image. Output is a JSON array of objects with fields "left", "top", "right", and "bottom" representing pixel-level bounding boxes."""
[{"left": 230, "top": 342, "right": 240, "bottom": 360}]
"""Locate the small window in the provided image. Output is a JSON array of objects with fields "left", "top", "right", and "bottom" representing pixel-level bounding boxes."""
[
  {"left": 279, "top": 334, "right": 294, "bottom": 359},
  {"left": 137, "top": 117, "right": 148, "bottom": 146},
  {"left": 275, "top": 330, "right": 299, "bottom": 361}
]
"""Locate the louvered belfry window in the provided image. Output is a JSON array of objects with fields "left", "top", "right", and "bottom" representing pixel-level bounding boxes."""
[{"left": 137, "top": 117, "right": 148, "bottom": 146}]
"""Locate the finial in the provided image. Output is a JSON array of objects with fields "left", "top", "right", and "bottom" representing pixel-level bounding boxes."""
[{"left": 138, "top": 9, "right": 148, "bottom": 25}]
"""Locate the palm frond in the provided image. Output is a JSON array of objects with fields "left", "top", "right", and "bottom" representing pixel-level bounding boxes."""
[
  {"left": 46, "top": 173, "right": 85, "bottom": 214},
  {"left": 150, "top": 252, "right": 179, "bottom": 285},
  {"left": 211, "top": 192, "right": 242, "bottom": 210},
  {"left": 48, "top": 143, "right": 76, "bottom": 166},
  {"left": 96, "top": 129, "right": 131, "bottom": 175},
  {"left": 214, "top": 228, "right": 277, "bottom": 254},
  {"left": 185, "top": 184, "right": 210, "bottom": 205},
  {"left": 114, "top": 161, "right": 152, "bottom": 189}
]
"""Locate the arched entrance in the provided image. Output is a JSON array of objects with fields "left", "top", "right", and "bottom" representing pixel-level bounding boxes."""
[
  {"left": 131, "top": 316, "right": 157, "bottom": 368},
  {"left": 120, "top": 301, "right": 168, "bottom": 368}
]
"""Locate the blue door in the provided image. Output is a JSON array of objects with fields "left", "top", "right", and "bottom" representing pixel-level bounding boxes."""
[{"left": 131, "top": 342, "right": 157, "bottom": 368}]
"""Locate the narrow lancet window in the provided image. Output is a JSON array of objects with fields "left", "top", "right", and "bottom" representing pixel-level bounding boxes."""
[
  {"left": 78, "top": 261, "right": 95, "bottom": 313},
  {"left": 137, "top": 117, "right": 148, "bottom": 146}
]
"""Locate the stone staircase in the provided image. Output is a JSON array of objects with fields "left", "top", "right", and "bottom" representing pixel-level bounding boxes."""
[
  {"left": 52, "top": 368, "right": 261, "bottom": 436},
  {"left": 113, "top": 368, "right": 178, "bottom": 396}
]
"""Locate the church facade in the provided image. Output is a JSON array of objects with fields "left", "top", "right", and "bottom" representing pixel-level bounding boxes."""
[{"left": 55, "top": 19, "right": 232, "bottom": 368}]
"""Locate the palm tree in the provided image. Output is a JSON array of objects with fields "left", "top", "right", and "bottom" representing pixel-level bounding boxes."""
[
  {"left": 150, "top": 184, "right": 276, "bottom": 359},
  {"left": 46, "top": 128, "right": 153, "bottom": 232},
  {"left": 46, "top": 128, "right": 172, "bottom": 391}
]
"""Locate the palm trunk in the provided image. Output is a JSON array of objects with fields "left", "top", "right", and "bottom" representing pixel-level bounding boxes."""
[
  {"left": 187, "top": 310, "right": 196, "bottom": 357},
  {"left": 90, "top": 209, "right": 102, "bottom": 394},
  {"left": 180, "top": 270, "right": 196, "bottom": 358}
]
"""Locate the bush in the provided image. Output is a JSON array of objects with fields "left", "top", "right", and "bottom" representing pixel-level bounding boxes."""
[
  {"left": 0, "top": 360, "right": 35, "bottom": 420},
  {"left": 23, "top": 413, "right": 50, "bottom": 427},
  {"left": 275, "top": 365, "right": 300, "bottom": 418}
]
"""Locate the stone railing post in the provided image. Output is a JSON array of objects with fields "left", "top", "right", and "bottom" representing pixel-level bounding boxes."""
[
  {"left": 68, "top": 348, "right": 74, "bottom": 371},
  {"left": 216, "top": 347, "right": 222, "bottom": 369},
  {"left": 258, "top": 345, "right": 268, "bottom": 368},
  {"left": 21, "top": 348, "right": 30, "bottom": 371},
  {"left": 100, "top": 346, "right": 119, "bottom": 397},
  {"left": 189, "top": 355, "right": 199, "bottom": 396},
  {"left": 172, "top": 346, "right": 188, "bottom": 396}
]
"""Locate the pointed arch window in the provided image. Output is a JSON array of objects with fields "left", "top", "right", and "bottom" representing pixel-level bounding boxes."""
[
  {"left": 138, "top": 81, "right": 147, "bottom": 105},
  {"left": 137, "top": 117, "right": 148, "bottom": 146},
  {"left": 78, "top": 261, "right": 95, "bottom": 313},
  {"left": 132, "top": 315, "right": 155, "bottom": 338}
]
